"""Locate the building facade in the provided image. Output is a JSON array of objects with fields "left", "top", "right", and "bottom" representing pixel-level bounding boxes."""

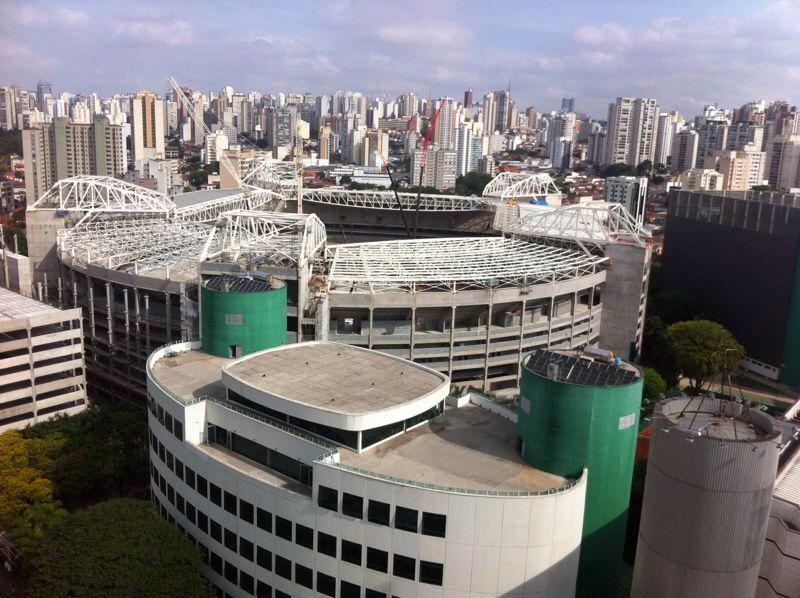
[
  {"left": 603, "top": 97, "right": 660, "bottom": 167},
  {"left": 131, "top": 91, "right": 166, "bottom": 169},
  {"left": 604, "top": 176, "right": 648, "bottom": 223}
]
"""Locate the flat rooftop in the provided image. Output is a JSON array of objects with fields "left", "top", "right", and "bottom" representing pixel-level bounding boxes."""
[
  {"left": 340, "top": 404, "right": 565, "bottom": 492},
  {"left": 0, "top": 287, "right": 61, "bottom": 322},
  {"left": 225, "top": 343, "right": 446, "bottom": 415},
  {"left": 666, "top": 410, "right": 763, "bottom": 440},
  {"left": 172, "top": 187, "right": 241, "bottom": 209},
  {"left": 525, "top": 348, "right": 641, "bottom": 386},
  {"left": 151, "top": 349, "right": 229, "bottom": 403}
]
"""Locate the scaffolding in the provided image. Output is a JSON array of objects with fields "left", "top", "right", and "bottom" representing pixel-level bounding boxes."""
[
  {"left": 482, "top": 172, "right": 563, "bottom": 203},
  {"left": 303, "top": 188, "right": 488, "bottom": 212},
  {"left": 327, "top": 236, "right": 600, "bottom": 293}
]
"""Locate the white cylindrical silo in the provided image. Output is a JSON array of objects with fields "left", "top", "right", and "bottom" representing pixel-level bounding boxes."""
[{"left": 631, "top": 395, "right": 780, "bottom": 598}]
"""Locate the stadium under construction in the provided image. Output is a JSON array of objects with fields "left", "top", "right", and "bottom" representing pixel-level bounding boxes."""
[{"left": 24, "top": 166, "right": 652, "bottom": 401}]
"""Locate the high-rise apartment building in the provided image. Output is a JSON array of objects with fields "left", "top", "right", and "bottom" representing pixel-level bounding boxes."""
[
  {"left": 130, "top": 91, "right": 166, "bottom": 168},
  {"left": 432, "top": 97, "right": 455, "bottom": 150},
  {"left": 604, "top": 176, "right": 648, "bottom": 223},
  {"left": 205, "top": 131, "right": 229, "bottom": 165},
  {"left": 551, "top": 137, "right": 573, "bottom": 170},
  {"left": 603, "top": 97, "right": 660, "bottom": 167},
  {"left": 482, "top": 92, "right": 497, "bottom": 135},
  {"left": 695, "top": 119, "right": 729, "bottom": 167},
  {"left": 561, "top": 97, "right": 575, "bottom": 113},
  {"left": 22, "top": 116, "right": 125, "bottom": 202},
  {"left": 587, "top": 131, "right": 607, "bottom": 165},
  {"left": 678, "top": 168, "right": 725, "bottom": 191},
  {"left": 654, "top": 113, "right": 679, "bottom": 167},
  {"left": 670, "top": 129, "right": 699, "bottom": 173},
  {"left": 703, "top": 145, "right": 766, "bottom": 191},
  {"left": 411, "top": 148, "right": 456, "bottom": 190},
  {"left": 267, "top": 107, "right": 297, "bottom": 151},
  {"left": 0, "top": 87, "right": 17, "bottom": 130},
  {"left": 547, "top": 112, "right": 576, "bottom": 163},
  {"left": 726, "top": 122, "right": 764, "bottom": 152},
  {"left": 766, "top": 134, "right": 800, "bottom": 190},
  {"left": 495, "top": 90, "right": 512, "bottom": 133},
  {"left": 318, "top": 125, "right": 332, "bottom": 161},
  {"left": 455, "top": 124, "right": 473, "bottom": 177},
  {"left": 464, "top": 88, "right": 473, "bottom": 107}
]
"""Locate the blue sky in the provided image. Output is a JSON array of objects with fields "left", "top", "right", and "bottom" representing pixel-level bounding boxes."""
[{"left": 1, "top": 0, "right": 798, "bottom": 118}]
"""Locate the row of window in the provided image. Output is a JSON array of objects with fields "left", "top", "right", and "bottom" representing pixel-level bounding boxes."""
[
  {"left": 151, "top": 463, "right": 445, "bottom": 589},
  {"left": 149, "top": 396, "right": 184, "bottom": 442},
  {"left": 318, "top": 486, "right": 446, "bottom": 538}
]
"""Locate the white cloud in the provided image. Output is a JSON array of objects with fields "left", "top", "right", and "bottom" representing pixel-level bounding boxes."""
[
  {"left": 13, "top": 6, "right": 48, "bottom": 25},
  {"left": 54, "top": 8, "right": 90, "bottom": 26},
  {"left": 0, "top": 37, "right": 55, "bottom": 68},
  {"left": 113, "top": 19, "right": 193, "bottom": 46},
  {"left": 573, "top": 22, "right": 633, "bottom": 46}
]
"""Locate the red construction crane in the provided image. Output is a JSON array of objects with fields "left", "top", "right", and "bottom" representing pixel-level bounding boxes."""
[{"left": 413, "top": 98, "right": 446, "bottom": 236}]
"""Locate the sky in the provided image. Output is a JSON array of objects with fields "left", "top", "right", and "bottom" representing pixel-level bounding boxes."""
[{"left": 1, "top": 0, "right": 799, "bottom": 119}]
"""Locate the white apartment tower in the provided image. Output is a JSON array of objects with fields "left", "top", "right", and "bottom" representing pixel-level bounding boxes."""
[{"left": 603, "top": 97, "right": 660, "bottom": 167}]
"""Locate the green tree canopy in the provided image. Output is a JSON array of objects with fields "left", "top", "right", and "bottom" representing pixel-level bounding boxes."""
[
  {"left": 667, "top": 320, "right": 745, "bottom": 395},
  {"left": 636, "top": 159, "right": 653, "bottom": 177},
  {"left": 25, "top": 498, "right": 213, "bottom": 598},
  {"left": 0, "top": 431, "right": 58, "bottom": 531},
  {"left": 641, "top": 367, "right": 667, "bottom": 418},
  {"left": 455, "top": 171, "right": 493, "bottom": 196},
  {"left": 602, "top": 163, "right": 635, "bottom": 177}
]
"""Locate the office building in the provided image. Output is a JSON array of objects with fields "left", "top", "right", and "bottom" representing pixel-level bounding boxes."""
[
  {"left": 561, "top": 97, "right": 575, "bottom": 113},
  {"left": 604, "top": 176, "right": 648, "bottom": 223},
  {"left": 0, "top": 287, "right": 87, "bottom": 433},
  {"left": 463, "top": 88, "right": 473, "bottom": 107},
  {"left": 604, "top": 97, "right": 660, "bottom": 167},
  {"left": 131, "top": 91, "right": 166, "bottom": 169},
  {"left": 22, "top": 116, "right": 125, "bottom": 202},
  {"left": 482, "top": 92, "right": 497, "bottom": 135},
  {"left": 671, "top": 129, "right": 700, "bottom": 173},
  {"left": 520, "top": 349, "right": 642, "bottom": 598},
  {"left": 703, "top": 145, "right": 766, "bottom": 191},
  {"left": 632, "top": 396, "right": 779, "bottom": 598},
  {"left": 36, "top": 80, "right": 52, "bottom": 111},
  {"left": 410, "top": 148, "right": 456, "bottom": 190},
  {"left": 662, "top": 188, "right": 800, "bottom": 382},
  {"left": 678, "top": 168, "right": 724, "bottom": 191},
  {"left": 148, "top": 336, "right": 587, "bottom": 598},
  {"left": 206, "top": 131, "right": 230, "bottom": 165}
]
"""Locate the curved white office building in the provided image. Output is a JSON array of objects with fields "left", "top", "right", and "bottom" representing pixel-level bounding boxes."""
[{"left": 147, "top": 340, "right": 587, "bottom": 597}]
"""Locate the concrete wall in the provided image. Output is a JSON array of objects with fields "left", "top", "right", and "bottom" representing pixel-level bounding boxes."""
[
  {"left": 0, "top": 250, "right": 32, "bottom": 296},
  {"left": 25, "top": 209, "right": 71, "bottom": 289},
  {"left": 598, "top": 240, "right": 650, "bottom": 361}
]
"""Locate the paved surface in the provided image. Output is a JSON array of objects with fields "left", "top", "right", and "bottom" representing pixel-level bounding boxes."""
[
  {"left": 0, "top": 286, "right": 59, "bottom": 321},
  {"left": 225, "top": 343, "right": 446, "bottom": 415},
  {"left": 152, "top": 350, "right": 229, "bottom": 403},
  {"left": 341, "top": 404, "right": 564, "bottom": 492}
]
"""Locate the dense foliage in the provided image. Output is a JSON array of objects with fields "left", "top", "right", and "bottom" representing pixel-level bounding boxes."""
[
  {"left": 25, "top": 499, "right": 213, "bottom": 598},
  {"left": 454, "top": 171, "right": 493, "bottom": 196}
]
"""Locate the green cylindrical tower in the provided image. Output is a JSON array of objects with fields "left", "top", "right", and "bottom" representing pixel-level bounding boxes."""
[
  {"left": 200, "top": 275, "right": 287, "bottom": 358},
  {"left": 518, "top": 348, "right": 643, "bottom": 598}
]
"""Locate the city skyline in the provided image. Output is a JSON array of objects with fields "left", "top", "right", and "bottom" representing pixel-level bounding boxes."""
[{"left": 1, "top": 0, "right": 799, "bottom": 118}]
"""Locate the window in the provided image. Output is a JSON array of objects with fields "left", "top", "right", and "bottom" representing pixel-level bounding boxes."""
[
  {"left": 239, "top": 537, "right": 254, "bottom": 561},
  {"left": 239, "top": 499, "right": 254, "bottom": 524},
  {"left": 393, "top": 553, "right": 416, "bottom": 580},
  {"left": 197, "top": 511, "right": 208, "bottom": 534},
  {"left": 210, "top": 551, "right": 223, "bottom": 574},
  {"left": 185, "top": 466, "right": 196, "bottom": 490},
  {"left": 165, "top": 412, "right": 173, "bottom": 433},
  {"left": 295, "top": 524, "right": 314, "bottom": 549},
  {"left": 317, "top": 572, "right": 336, "bottom": 597},
  {"left": 176, "top": 494, "right": 185, "bottom": 515},
  {"left": 196, "top": 475, "right": 208, "bottom": 498},
  {"left": 210, "top": 483, "right": 222, "bottom": 507},
  {"left": 224, "top": 491, "right": 237, "bottom": 515},
  {"left": 276, "top": 591, "right": 290, "bottom": 598},
  {"left": 275, "top": 555, "right": 291, "bottom": 580},
  {"left": 224, "top": 528, "right": 237, "bottom": 551},
  {"left": 341, "top": 539, "right": 362, "bottom": 565},
  {"left": 225, "top": 313, "right": 244, "bottom": 325},
  {"left": 395, "top": 506, "right": 418, "bottom": 533},
  {"left": 295, "top": 563, "right": 313, "bottom": 589},
  {"left": 210, "top": 521, "right": 222, "bottom": 543},
  {"left": 175, "top": 459, "right": 184, "bottom": 480},
  {"left": 256, "top": 507, "right": 272, "bottom": 532},
  {"left": 224, "top": 561, "right": 238, "bottom": 584},
  {"left": 317, "top": 531, "right": 336, "bottom": 557},
  {"left": 368, "top": 500, "right": 390, "bottom": 526},
  {"left": 365, "top": 590, "right": 387, "bottom": 598},
  {"left": 341, "top": 580, "right": 361, "bottom": 598},
  {"left": 256, "top": 546, "right": 272, "bottom": 571},
  {"left": 256, "top": 581, "right": 271, "bottom": 598},
  {"left": 421, "top": 512, "right": 446, "bottom": 538},
  {"left": 342, "top": 493, "right": 363, "bottom": 518},
  {"left": 198, "top": 542, "right": 209, "bottom": 565},
  {"left": 167, "top": 484, "right": 175, "bottom": 505},
  {"left": 173, "top": 419, "right": 183, "bottom": 440},
  {"left": 366, "top": 547, "right": 388, "bottom": 573},
  {"left": 159, "top": 476, "right": 166, "bottom": 495},
  {"left": 239, "top": 571, "right": 254, "bottom": 595},
  {"left": 420, "top": 560, "right": 444, "bottom": 586},
  {"left": 158, "top": 442, "right": 165, "bottom": 462},
  {"left": 275, "top": 516, "right": 292, "bottom": 541},
  {"left": 166, "top": 451, "right": 174, "bottom": 471},
  {"left": 185, "top": 502, "right": 196, "bottom": 524},
  {"left": 317, "top": 486, "right": 338, "bottom": 511}
]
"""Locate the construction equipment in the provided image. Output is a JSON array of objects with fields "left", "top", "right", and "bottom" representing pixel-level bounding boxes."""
[{"left": 413, "top": 97, "right": 446, "bottom": 236}]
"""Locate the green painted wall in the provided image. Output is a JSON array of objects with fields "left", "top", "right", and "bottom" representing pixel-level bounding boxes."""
[
  {"left": 200, "top": 283, "right": 287, "bottom": 358},
  {"left": 780, "top": 238, "right": 800, "bottom": 386},
  {"left": 518, "top": 363, "right": 642, "bottom": 598}
]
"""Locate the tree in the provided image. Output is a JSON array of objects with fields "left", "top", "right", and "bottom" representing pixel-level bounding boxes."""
[
  {"left": 641, "top": 367, "right": 667, "bottom": 418},
  {"left": 340, "top": 175, "right": 352, "bottom": 185},
  {"left": 25, "top": 499, "right": 213, "bottom": 598},
  {"left": 8, "top": 501, "right": 68, "bottom": 556},
  {"left": 602, "top": 163, "right": 634, "bottom": 177},
  {"left": 636, "top": 159, "right": 653, "bottom": 177},
  {"left": 0, "top": 431, "right": 58, "bottom": 531},
  {"left": 455, "top": 171, "right": 493, "bottom": 196},
  {"left": 667, "top": 320, "right": 745, "bottom": 395},
  {"left": 647, "top": 290, "right": 703, "bottom": 324}
]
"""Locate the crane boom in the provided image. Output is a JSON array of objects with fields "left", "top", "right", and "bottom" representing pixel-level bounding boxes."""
[{"left": 168, "top": 76, "right": 242, "bottom": 187}]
